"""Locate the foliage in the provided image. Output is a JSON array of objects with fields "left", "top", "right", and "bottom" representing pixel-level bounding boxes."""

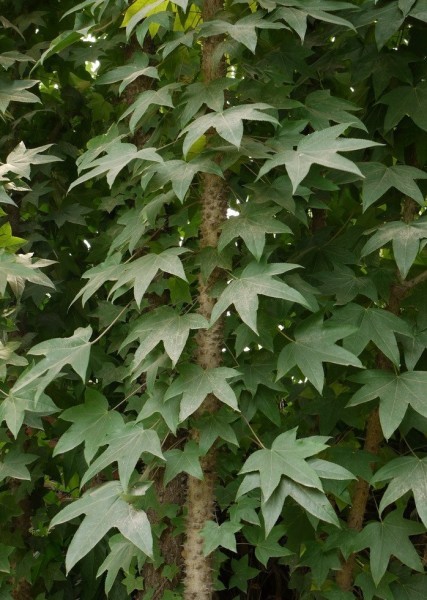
[{"left": 1, "top": 0, "right": 427, "bottom": 598}]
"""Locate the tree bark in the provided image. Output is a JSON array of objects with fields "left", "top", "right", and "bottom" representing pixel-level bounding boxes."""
[{"left": 182, "top": 2, "right": 227, "bottom": 598}]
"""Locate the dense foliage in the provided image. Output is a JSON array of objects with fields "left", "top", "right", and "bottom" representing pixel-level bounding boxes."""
[{"left": 2, "top": 0, "right": 427, "bottom": 598}]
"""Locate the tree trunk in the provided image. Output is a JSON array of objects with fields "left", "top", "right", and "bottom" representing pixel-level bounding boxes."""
[{"left": 182, "top": 2, "right": 227, "bottom": 598}]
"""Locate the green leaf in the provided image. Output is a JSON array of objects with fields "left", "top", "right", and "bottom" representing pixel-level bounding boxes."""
[
  {"left": 69, "top": 141, "right": 162, "bottom": 189},
  {"left": 0, "top": 544, "right": 13, "bottom": 574},
  {"left": 199, "top": 13, "right": 285, "bottom": 53},
  {"left": 211, "top": 261, "right": 309, "bottom": 333},
  {"left": 379, "top": 81, "right": 427, "bottom": 132},
  {"left": 277, "top": 315, "right": 362, "bottom": 393},
  {"left": 351, "top": 511, "right": 424, "bottom": 585},
  {"left": 165, "top": 364, "right": 239, "bottom": 421},
  {"left": 121, "top": 307, "right": 207, "bottom": 367},
  {"left": 198, "top": 410, "right": 239, "bottom": 453},
  {"left": 276, "top": 3, "right": 355, "bottom": 42},
  {"left": 244, "top": 524, "right": 292, "bottom": 567},
  {"left": 239, "top": 428, "right": 329, "bottom": 501},
  {"left": 218, "top": 204, "right": 291, "bottom": 261},
  {"left": 73, "top": 253, "right": 123, "bottom": 306},
  {"left": 259, "top": 124, "right": 379, "bottom": 193},
  {"left": 50, "top": 481, "right": 153, "bottom": 573},
  {"left": 201, "top": 520, "right": 241, "bottom": 555},
  {"left": 180, "top": 78, "right": 232, "bottom": 125},
  {"left": 180, "top": 103, "right": 278, "bottom": 157},
  {"left": 96, "top": 52, "right": 158, "bottom": 94},
  {"left": 330, "top": 304, "right": 411, "bottom": 366},
  {"left": 97, "top": 534, "right": 144, "bottom": 594},
  {"left": 54, "top": 389, "right": 124, "bottom": 462},
  {"left": 391, "top": 574, "right": 427, "bottom": 600},
  {"left": 360, "top": 163, "right": 427, "bottom": 210},
  {"left": 298, "top": 541, "right": 341, "bottom": 586},
  {"left": 120, "top": 83, "right": 181, "bottom": 132},
  {"left": 300, "top": 90, "right": 365, "bottom": 130},
  {"left": 371, "top": 456, "right": 427, "bottom": 528},
  {"left": 0, "top": 250, "right": 54, "bottom": 297},
  {"left": 362, "top": 219, "right": 427, "bottom": 278},
  {"left": 0, "top": 142, "right": 61, "bottom": 181},
  {"left": 0, "top": 79, "right": 40, "bottom": 113},
  {"left": 348, "top": 370, "right": 427, "bottom": 439},
  {"left": 81, "top": 421, "right": 163, "bottom": 489},
  {"left": 109, "top": 248, "right": 187, "bottom": 306},
  {"left": 145, "top": 157, "right": 223, "bottom": 201},
  {"left": 0, "top": 449, "right": 36, "bottom": 482},
  {"left": 0, "top": 388, "right": 58, "bottom": 438},
  {"left": 12, "top": 326, "right": 92, "bottom": 399},
  {"left": 163, "top": 440, "right": 203, "bottom": 484},
  {"left": 229, "top": 555, "right": 259, "bottom": 593}
]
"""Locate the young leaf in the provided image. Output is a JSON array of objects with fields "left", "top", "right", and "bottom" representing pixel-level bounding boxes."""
[
  {"left": 165, "top": 364, "right": 240, "bottom": 421},
  {"left": 210, "top": 262, "right": 309, "bottom": 333},
  {"left": 12, "top": 326, "right": 92, "bottom": 399},
  {"left": 259, "top": 124, "right": 380, "bottom": 193},
  {"left": 121, "top": 307, "right": 208, "bottom": 367},
  {"left": 54, "top": 390, "right": 124, "bottom": 462},
  {"left": 351, "top": 511, "right": 424, "bottom": 585},
  {"left": 97, "top": 534, "right": 144, "bottom": 594},
  {"left": 348, "top": 370, "right": 427, "bottom": 439},
  {"left": 50, "top": 481, "right": 153, "bottom": 573},
  {"left": 201, "top": 520, "right": 241, "bottom": 555},
  {"left": 277, "top": 315, "right": 363, "bottom": 392},
  {"left": 81, "top": 422, "right": 163, "bottom": 489},
  {"left": 371, "top": 456, "right": 427, "bottom": 528},
  {"left": 163, "top": 440, "right": 203, "bottom": 484}
]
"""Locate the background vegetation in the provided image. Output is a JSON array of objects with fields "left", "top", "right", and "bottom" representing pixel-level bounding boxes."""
[{"left": 1, "top": 0, "right": 427, "bottom": 598}]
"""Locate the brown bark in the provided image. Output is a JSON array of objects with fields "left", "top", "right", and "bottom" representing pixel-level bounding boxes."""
[{"left": 182, "top": 2, "right": 227, "bottom": 598}]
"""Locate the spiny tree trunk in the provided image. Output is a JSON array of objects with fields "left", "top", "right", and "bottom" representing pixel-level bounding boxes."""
[{"left": 182, "top": 1, "right": 227, "bottom": 598}]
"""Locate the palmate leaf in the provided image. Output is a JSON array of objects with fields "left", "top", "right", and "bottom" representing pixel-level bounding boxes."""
[
  {"left": 276, "top": 314, "right": 363, "bottom": 392},
  {"left": 0, "top": 78, "right": 40, "bottom": 113},
  {"left": 73, "top": 253, "right": 123, "bottom": 306},
  {"left": 298, "top": 89, "right": 365, "bottom": 131},
  {"left": 69, "top": 140, "right": 162, "bottom": 189},
  {"left": 120, "top": 83, "right": 181, "bottom": 132},
  {"left": 50, "top": 481, "right": 153, "bottom": 573},
  {"left": 347, "top": 370, "right": 427, "bottom": 439},
  {"left": 199, "top": 13, "right": 285, "bottom": 53},
  {"left": 96, "top": 52, "right": 158, "bottom": 94},
  {"left": 351, "top": 511, "right": 424, "bottom": 586},
  {"left": 144, "top": 157, "right": 223, "bottom": 201},
  {"left": 164, "top": 364, "right": 240, "bottom": 421},
  {"left": 259, "top": 123, "right": 380, "bottom": 193},
  {"left": 0, "top": 142, "right": 61, "bottom": 181},
  {"left": 371, "top": 456, "right": 427, "bottom": 528},
  {"left": 218, "top": 204, "right": 292, "bottom": 261},
  {"left": 109, "top": 248, "right": 187, "bottom": 306},
  {"left": 0, "top": 250, "right": 54, "bottom": 296},
  {"left": 360, "top": 163, "right": 427, "bottom": 211},
  {"left": 330, "top": 304, "right": 411, "bottom": 366},
  {"left": 164, "top": 440, "right": 203, "bottom": 485},
  {"left": 11, "top": 326, "right": 92, "bottom": 400},
  {"left": 239, "top": 428, "right": 329, "bottom": 502},
  {"left": 210, "top": 262, "right": 309, "bottom": 333},
  {"left": 81, "top": 421, "right": 164, "bottom": 489},
  {"left": 180, "top": 78, "right": 233, "bottom": 126},
  {"left": 361, "top": 219, "right": 427, "bottom": 278},
  {"left": 54, "top": 389, "right": 124, "bottom": 463},
  {"left": 180, "top": 103, "right": 278, "bottom": 157},
  {"left": 121, "top": 306, "right": 208, "bottom": 367},
  {"left": 379, "top": 81, "right": 427, "bottom": 132},
  {"left": 97, "top": 534, "right": 144, "bottom": 594},
  {"left": 0, "top": 388, "right": 58, "bottom": 438},
  {"left": 0, "top": 449, "right": 36, "bottom": 482}
]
